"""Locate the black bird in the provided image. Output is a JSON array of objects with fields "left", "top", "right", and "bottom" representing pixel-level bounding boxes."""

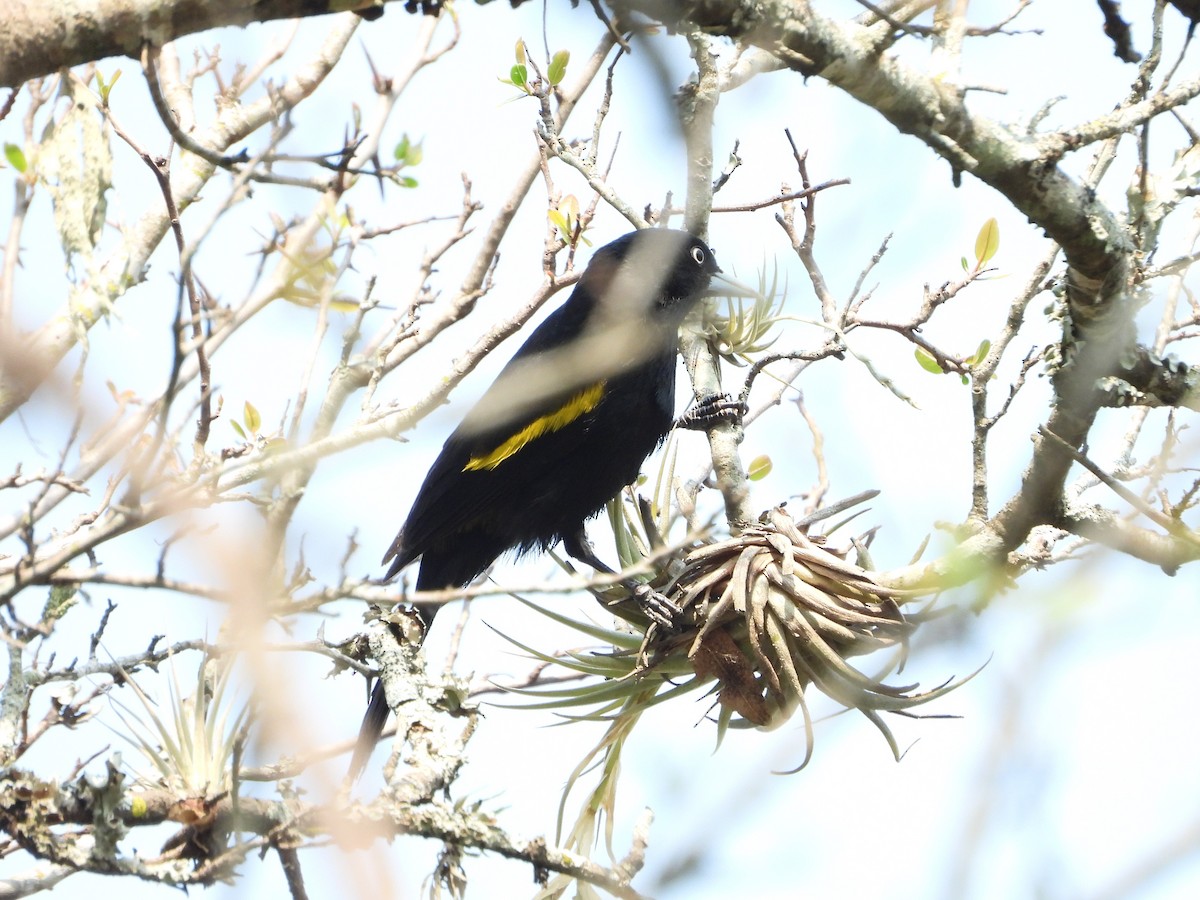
[{"left": 350, "top": 228, "right": 755, "bottom": 779}]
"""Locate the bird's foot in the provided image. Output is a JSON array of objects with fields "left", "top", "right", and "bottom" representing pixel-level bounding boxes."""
[
  {"left": 676, "top": 393, "right": 747, "bottom": 431},
  {"left": 627, "top": 582, "right": 682, "bottom": 631},
  {"left": 567, "top": 527, "right": 682, "bottom": 630}
]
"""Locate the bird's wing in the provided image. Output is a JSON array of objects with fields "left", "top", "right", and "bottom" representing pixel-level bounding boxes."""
[{"left": 383, "top": 288, "right": 605, "bottom": 569}]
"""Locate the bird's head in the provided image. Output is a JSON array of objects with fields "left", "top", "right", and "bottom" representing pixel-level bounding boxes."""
[
  {"left": 455, "top": 229, "right": 761, "bottom": 434},
  {"left": 581, "top": 229, "right": 758, "bottom": 326}
]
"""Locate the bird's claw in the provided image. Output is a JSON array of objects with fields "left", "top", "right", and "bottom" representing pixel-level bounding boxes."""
[
  {"left": 629, "top": 583, "right": 682, "bottom": 631},
  {"left": 677, "top": 393, "right": 747, "bottom": 431}
]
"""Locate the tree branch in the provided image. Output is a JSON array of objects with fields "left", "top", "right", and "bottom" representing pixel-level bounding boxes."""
[{"left": 0, "top": 2, "right": 394, "bottom": 88}]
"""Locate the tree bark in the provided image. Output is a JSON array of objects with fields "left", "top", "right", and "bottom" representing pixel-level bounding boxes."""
[{"left": 0, "top": 0, "right": 382, "bottom": 88}]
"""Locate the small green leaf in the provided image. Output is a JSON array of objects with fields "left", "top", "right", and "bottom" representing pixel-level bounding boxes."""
[
  {"left": 4, "top": 143, "right": 26, "bottom": 173},
  {"left": 960, "top": 256, "right": 968, "bottom": 271},
  {"left": 549, "top": 195, "right": 583, "bottom": 241},
  {"left": 394, "top": 134, "right": 422, "bottom": 167},
  {"left": 397, "top": 175, "right": 418, "bottom": 188},
  {"left": 548, "top": 210, "right": 570, "bottom": 236},
  {"left": 747, "top": 455, "right": 772, "bottom": 481},
  {"left": 974, "top": 217, "right": 1000, "bottom": 267},
  {"left": 243, "top": 401, "right": 261, "bottom": 434},
  {"left": 971, "top": 338, "right": 991, "bottom": 366},
  {"left": 548, "top": 50, "right": 570, "bottom": 86},
  {"left": 96, "top": 68, "right": 122, "bottom": 104},
  {"left": 231, "top": 420, "right": 246, "bottom": 439},
  {"left": 915, "top": 347, "right": 944, "bottom": 374},
  {"left": 510, "top": 64, "right": 527, "bottom": 89}
]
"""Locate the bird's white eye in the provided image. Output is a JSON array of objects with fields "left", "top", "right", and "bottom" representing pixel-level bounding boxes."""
[{"left": 691, "top": 246, "right": 706, "bottom": 265}]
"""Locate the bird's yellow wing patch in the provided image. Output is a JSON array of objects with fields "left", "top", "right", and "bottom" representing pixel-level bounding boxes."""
[{"left": 464, "top": 382, "right": 606, "bottom": 471}]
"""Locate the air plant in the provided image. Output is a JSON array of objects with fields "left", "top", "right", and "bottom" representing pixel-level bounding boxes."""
[
  {"left": 106, "top": 650, "right": 250, "bottom": 799},
  {"left": 503, "top": 493, "right": 971, "bottom": 896},
  {"left": 697, "top": 259, "right": 786, "bottom": 365}
]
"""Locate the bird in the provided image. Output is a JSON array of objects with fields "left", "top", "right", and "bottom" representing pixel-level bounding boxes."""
[{"left": 349, "top": 228, "right": 757, "bottom": 779}]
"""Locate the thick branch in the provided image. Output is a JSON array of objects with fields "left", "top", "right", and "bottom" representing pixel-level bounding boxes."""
[
  {"left": 0, "top": 765, "right": 650, "bottom": 898},
  {"left": 1058, "top": 504, "right": 1200, "bottom": 574},
  {"left": 1099, "top": 345, "right": 1200, "bottom": 410},
  {"left": 0, "top": 1, "right": 385, "bottom": 88}
]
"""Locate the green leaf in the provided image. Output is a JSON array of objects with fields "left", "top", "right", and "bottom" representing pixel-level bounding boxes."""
[
  {"left": 974, "top": 217, "right": 1000, "bottom": 267},
  {"left": 231, "top": 420, "right": 246, "bottom": 439},
  {"left": 548, "top": 210, "right": 570, "bottom": 236},
  {"left": 397, "top": 175, "right": 418, "bottom": 188},
  {"left": 4, "top": 143, "right": 26, "bottom": 173},
  {"left": 549, "top": 195, "right": 583, "bottom": 241},
  {"left": 96, "top": 68, "right": 122, "bottom": 105},
  {"left": 548, "top": 50, "right": 570, "bottom": 85},
  {"left": 747, "top": 455, "right": 772, "bottom": 481},
  {"left": 243, "top": 401, "right": 261, "bottom": 434},
  {"left": 971, "top": 338, "right": 991, "bottom": 366},
  {"left": 914, "top": 347, "right": 944, "bottom": 374},
  {"left": 394, "top": 134, "right": 422, "bottom": 166},
  {"left": 510, "top": 64, "right": 527, "bottom": 90},
  {"left": 960, "top": 256, "right": 968, "bottom": 271}
]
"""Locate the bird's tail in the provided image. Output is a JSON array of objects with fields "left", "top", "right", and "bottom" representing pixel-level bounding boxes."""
[{"left": 347, "top": 680, "right": 391, "bottom": 782}]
